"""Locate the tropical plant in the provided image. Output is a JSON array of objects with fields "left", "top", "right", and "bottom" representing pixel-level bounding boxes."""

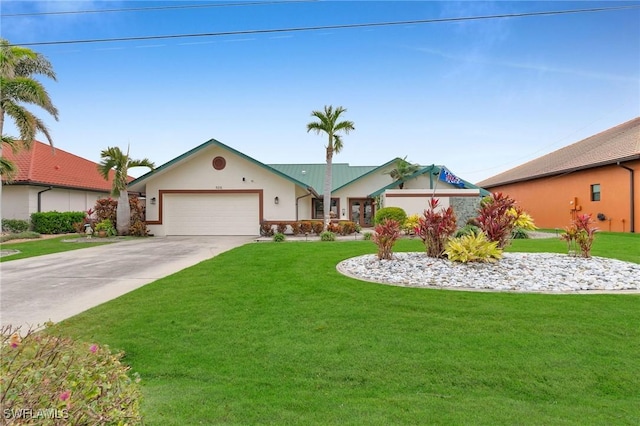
[
  {"left": 306, "top": 105, "right": 355, "bottom": 231},
  {"left": 374, "top": 207, "right": 407, "bottom": 226},
  {"left": 475, "top": 192, "right": 521, "bottom": 249},
  {"left": 385, "top": 156, "right": 420, "bottom": 189},
  {"left": 1, "top": 324, "right": 142, "bottom": 424},
  {"left": 444, "top": 232, "right": 503, "bottom": 263},
  {"left": 260, "top": 222, "right": 274, "bottom": 237},
  {"left": 402, "top": 214, "right": 420, "bottom": 236},
  {"left": 94, "top": 219, "right": 116, "bottom": 237},
  {"left": 372, "top": 218, "right": 401, "bottom": 260},
  {"left": 416, "top": 198, "right": 457, "bottom": 258},
  {"left": 320, "top": 231, "right": 336, "bottom": 241},
  {"left": 455, "top": 224, "right": 482, "bottom": 238},
  {"left": 0, "top": 38, "right": 58, "bottom": 181},
  {"left": 97, "top": 146, "right": 154, "bottom": 236},
  {"left": 273, "top": 232, "right": 286, "bottom": 242},
  {"left": 560, "top": 213, "right": 597, "bottom": 258}
]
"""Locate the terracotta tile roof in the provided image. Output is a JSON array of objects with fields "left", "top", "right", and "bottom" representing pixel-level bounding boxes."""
[
  {"left": 2, "top": 140, "right": 116, "bottom": 192},
  {"left": 477, "top": 117, "right": 640, "bottom": 188}
]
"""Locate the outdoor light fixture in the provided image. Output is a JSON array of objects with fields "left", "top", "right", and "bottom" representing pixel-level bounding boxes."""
[
  {"left": 342, "top": 208, "right": 346, "bottom": 216},
  {"left": 150, "top": 197, "right": 156, "bottom": 205},
  {"left": 274, "top": 196, "right": 279, "bottom": 205}
]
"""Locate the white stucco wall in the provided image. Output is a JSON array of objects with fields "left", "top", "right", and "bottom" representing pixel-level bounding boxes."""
[
  {"left": 383, "top": 189, "right": 480, "bottom": 217},
  {"left": 1, "top": 185, "right": 107, "bottom": 221},
  {"left": 139, "top": 145, "right": 310, "bottom": 229}
]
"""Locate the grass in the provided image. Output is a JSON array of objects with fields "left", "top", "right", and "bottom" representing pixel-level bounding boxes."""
[
  {"left": 54, "top": 235, "right": 640, "bottom": 425},
  {"left": 0, "top": 234, "right": 112, "bottom": 262}
]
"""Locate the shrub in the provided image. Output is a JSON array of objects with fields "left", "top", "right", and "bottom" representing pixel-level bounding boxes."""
[
  {"left": 31, "top": 211, "right": 85, "bottom": 234},
  {"left": 338, "top": 221, "right": 356, "bottom": 235},
  {"left": 374, "top": 207, "right": 407, "bottom": 226},
  {"left": 2, "top": 219, "right": 30, "bottom": 233},
  {"left": 273, "top": 232, "right": 286, "bottom": 242},
  {"left": 560, "top": 214, "right": 597, "bottom": 258},
  {"left": 327, "top": 222, "right": 341, "bottom": 233},
  {"left": 260, "top": 222, "right": 274, "bottom": 237},
  {"left": 416, "top": 198, "right": 457, "bottom": 258},
  {"left": 300, "top": 221, "right": 312, "bottom": 234},
  {"left": 402, "top": 214, "right": 420, "bottom": 235},
  {"left": 311, "top": 221, "right": 324, "bottom": 235},
  {"left": 445, "top": 232, "right": 503, "bottom": 263},
  {"left": 94, "top": 219, "right": 117, "bottom": 237},
  {"left": 276, "top": 222, "right": 288, "bottom": 234},
  {"left": 1, "top": 324, "right": 142, "bottom": 424},
  {"left": 290, "top": 222, "right": 301, "bottom": 235},
  {"left": 372, "top": 219, "right": 401, "bottom": 260},
  {"left": 94, "top": 198, "right": 117, "bottom": 224},
  {"left": 128, "top": 196, "right": 149, "bottom": 237},
  {"left": 320, "top": 231, "right": 336, "bottom": 241},
  {"left": 475, "top": 193, "right": 535, "bottom": 249},
  {"left": 455, "top": 224, "right": 482, "bottom": 238},
  {"left": 511, "top": 228, "right": 530, "bottom": 239},
  {"left": 363, "top": 232, "right": 373, "bottom": 241}
]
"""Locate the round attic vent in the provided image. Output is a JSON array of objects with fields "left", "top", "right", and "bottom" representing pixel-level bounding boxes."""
[{"left": 212, "top": 156, "right": 226, "bottom": 170}]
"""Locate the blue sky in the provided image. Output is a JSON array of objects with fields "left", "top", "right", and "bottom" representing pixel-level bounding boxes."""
[{"left": 2, "top": 1, "right": 639, "bottom": 182}]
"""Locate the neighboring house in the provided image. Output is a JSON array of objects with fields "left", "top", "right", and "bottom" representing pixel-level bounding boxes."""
[
  {"left": 477, "top": 117, "right": 640, "bottom": 233},
  {"left": 128, "top": 139, "right": 487, "bottom": 236},
  {"left": 1, "top": 141, "right": 117, "bottom": 221}
]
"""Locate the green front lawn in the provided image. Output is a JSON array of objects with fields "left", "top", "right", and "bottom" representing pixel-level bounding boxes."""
[
  {"left": 0, "top": 235, "right": 113, "bottom": 262},
  {"left": 55, "top": 236, "right": 640, "bottom": 425}
]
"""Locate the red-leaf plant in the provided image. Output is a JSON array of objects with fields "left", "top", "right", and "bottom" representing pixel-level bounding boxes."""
[
  {"left": 475, "top": 192, "right": 520, "bottom": 249},
  {"left": 560, "top": 214, "right": 597, "bottom": 258},
  {"left": 415, "top": 198, "right": 457, "bottom": 258},
  {"left": 373, "top": 218, "right": 401, "bottom": 260}
]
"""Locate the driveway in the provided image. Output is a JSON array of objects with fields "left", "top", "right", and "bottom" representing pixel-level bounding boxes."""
[{"left": 0, "top": 236, "right": 252, "bottom": 330}]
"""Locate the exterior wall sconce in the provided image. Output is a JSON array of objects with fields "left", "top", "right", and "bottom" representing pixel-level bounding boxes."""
[
  {"left": 150, "top": 197, "right": 156, "bottom": 205},
  {"left": 274, "top": 196, "right": 279, "bottom": 205},
  {"left": 342, "top": 208, "right": 346, "bottom": 216}
]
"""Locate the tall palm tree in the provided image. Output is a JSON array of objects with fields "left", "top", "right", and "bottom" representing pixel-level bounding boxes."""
[
  {"left": 306, "top": 105, "right": 355, "bottom": 230},
  {"left": 0, "top": 38, "right": 58, "bottom": 179},
  {"left": 386, "top": 156, "right": 420, "bottom": 189},
  {"left": 98, "top": 146, "right": 155, "bottom": 235}
]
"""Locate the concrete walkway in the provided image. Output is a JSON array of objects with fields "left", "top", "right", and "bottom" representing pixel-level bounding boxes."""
[{"left": 0, "top": 236, "right": 252, "bottom": 330}]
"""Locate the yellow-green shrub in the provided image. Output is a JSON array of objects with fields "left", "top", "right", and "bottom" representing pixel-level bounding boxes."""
[{"left": 445, "top": 232, "right": 503, "bottom": 263}]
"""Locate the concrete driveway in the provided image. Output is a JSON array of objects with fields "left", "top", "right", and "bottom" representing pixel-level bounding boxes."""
[{"left": 0, "top": 236, "right": 252, "bottom": 330}]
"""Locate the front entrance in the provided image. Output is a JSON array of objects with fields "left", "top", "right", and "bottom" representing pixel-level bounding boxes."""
[{"left": 350, "top": 198, "right": 375, "bottom": 228}]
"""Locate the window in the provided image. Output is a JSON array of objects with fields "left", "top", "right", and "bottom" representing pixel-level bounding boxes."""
[
  {"left": 591, "top": 184, "right": 601, "bottom": 201},
  {"left": 312, "top": 198, "right": 339, "bottom": 219}
]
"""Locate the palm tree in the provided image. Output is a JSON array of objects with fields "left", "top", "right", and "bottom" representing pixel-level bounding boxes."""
[
  {"left": 98, "top": 146, "right": 155, "bottom": 235},
  {"left": 0, "top": 38, "right": 58, "bottom": 178},
  {"left": 306, "top": 105, "right": 355, "bottom": 230},
  {"left": 386, "top": 156, "right": 420, "bottom": 189}
]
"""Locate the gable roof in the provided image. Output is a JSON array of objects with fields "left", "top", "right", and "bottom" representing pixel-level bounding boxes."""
[
  {"left": 478, "top": 117, "right": 640, "bottom": 188},
  {"left": 268, "top": 161, "right": 393, "bottom": 193},
  {"left": 128, "top": 139, "right": 317, "bottom": 194},
  {"left": 369, "top": 164, "right": 490, "bottom": 197},
  {"left": 2, "top": 141, "right": 116, "bottom": 192}
]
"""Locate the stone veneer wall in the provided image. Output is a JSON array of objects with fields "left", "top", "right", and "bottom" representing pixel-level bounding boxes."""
[{"left": 450, "top": 197, "right": 481, "bottom": 228}]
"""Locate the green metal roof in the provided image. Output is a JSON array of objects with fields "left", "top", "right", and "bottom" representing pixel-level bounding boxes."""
[{"left": 267, "top": 163, "right": 379, "bottom": 192}]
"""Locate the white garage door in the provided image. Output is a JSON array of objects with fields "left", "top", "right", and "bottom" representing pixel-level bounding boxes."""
[{"left": 163, "top": 193, "right": 259, "bottom": 236}]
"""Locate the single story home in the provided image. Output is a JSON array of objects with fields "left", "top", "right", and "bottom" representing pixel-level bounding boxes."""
[
  {"left": 477, "top": 117, "right": 640, "bottom": 233},
  {"left": 1, "top": 141, "right": 116, "bottom": 221},
  {"left": 129, "top": 139, "right": 488, "bottom": 236}
]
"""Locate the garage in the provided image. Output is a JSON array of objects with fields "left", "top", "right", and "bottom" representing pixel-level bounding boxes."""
[{"left": 163, "top": 192, "right": 260, "bottom": 236}]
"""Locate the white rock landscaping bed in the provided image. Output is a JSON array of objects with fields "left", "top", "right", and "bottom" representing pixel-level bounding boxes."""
[{"left": 337, "top": 252, "right": 640, "bottom": 293}]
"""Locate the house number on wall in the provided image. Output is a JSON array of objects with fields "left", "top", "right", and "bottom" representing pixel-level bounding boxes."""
[{"left": 215, "top": 186, "right": 222, "bottom": 190}]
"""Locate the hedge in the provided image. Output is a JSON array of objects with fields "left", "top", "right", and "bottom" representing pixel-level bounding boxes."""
[{"left": 31, "top": 211, "right": 85, "bottom": 234}]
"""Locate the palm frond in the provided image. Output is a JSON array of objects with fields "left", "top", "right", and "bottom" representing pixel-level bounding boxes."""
[{"left": 0, "top": 156, "right": 17, "bottom": 181}]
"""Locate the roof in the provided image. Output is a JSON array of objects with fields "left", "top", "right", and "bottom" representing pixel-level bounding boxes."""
[
  {"left": 2, "top": 141, "right": 116, "bottom": 192},
  {"left": 368, "top": 164, "right": 491, "bottom": 197},
  {"left": 268, "top": 163, "right": 381, "bottom": 192},
  {"left": 129, "top": 139, "right": 316, "bottom": 194},
  {"left": 478, "top": 117, "right": 640, "bottom": 188}
]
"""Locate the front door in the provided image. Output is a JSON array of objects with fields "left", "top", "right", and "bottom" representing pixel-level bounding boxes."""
[{"left": 350, "top": 198, "right": 374, "bottom": 228}]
